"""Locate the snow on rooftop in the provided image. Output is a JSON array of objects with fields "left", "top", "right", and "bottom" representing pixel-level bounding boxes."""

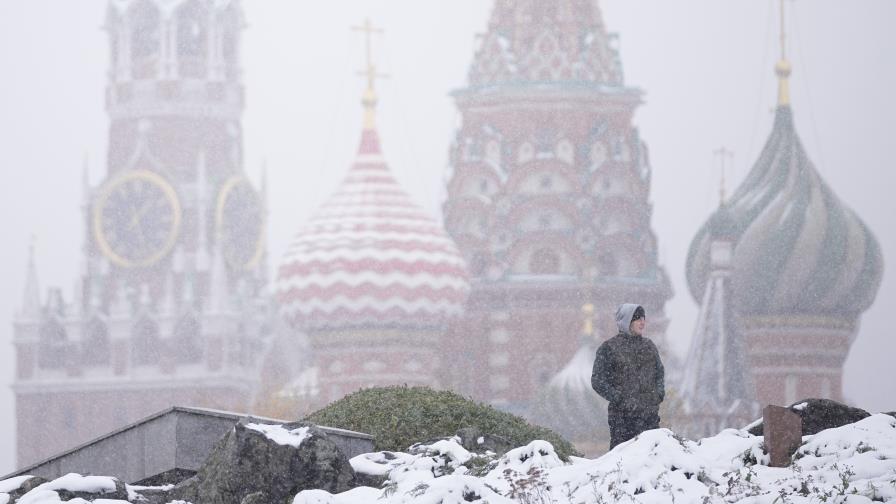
[{"left": 246, "top": 423, "right": 312, "bottom": 448}]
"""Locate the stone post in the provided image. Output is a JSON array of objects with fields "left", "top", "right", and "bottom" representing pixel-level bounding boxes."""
[{"left": 763, "top": 404, "right": 802, "bottom": 467}]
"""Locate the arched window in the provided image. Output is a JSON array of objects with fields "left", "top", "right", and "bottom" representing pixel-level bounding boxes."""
[
  {"left": 219, "top": 9, "right": 240, "bottom": 79},
  {"left": 598, "top": 252, "right": 618, "bottom": 277},
  {"left": 529, "top": 248, "right": 561, "bottom": 275},
  {"left": 468, "top": 252, "right": 489, "bottom": 277},
  {"left": 176, "top": 0, "right": 208, "bottom": 77},
  {"left": 173, "top": 315, "right": 203, "bottom": 364},
  {"left": 38, "top": 318, "right": 67, "bottom": 369},
  {"left": 129, "top": 1, "right": 160, "bottom": 79},
  {"left": 132, "top": 317, "right": 161, "bottom": 366},
  {"left": 82, "top": 317, "right": 111, "bottom": 367}
]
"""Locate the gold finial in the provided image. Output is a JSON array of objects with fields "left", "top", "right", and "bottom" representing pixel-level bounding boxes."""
[
  {"left": 581, "top": 302, "right": 595, "bottom": 337},
  {"left": 713, "top": 147, "right": 734, "bottom": 206},
  {"left": 352, "top": 18, "right": 388, "bottom": 130},
  {"left": 775, "top": 0, "right": 792, "bottom": 106}
]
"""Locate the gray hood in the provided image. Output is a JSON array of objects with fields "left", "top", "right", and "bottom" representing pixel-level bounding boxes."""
[{"left": 615, "top": 303, "right": 643, "bottom": 335}]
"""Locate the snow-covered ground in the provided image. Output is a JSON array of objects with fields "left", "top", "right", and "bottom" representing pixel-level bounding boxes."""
[
  {"left": 2, "top": 414, "right": 895, "bottom": 503},
  {"left": 301, "top": 414, "right": 896, "bottom": 504}
]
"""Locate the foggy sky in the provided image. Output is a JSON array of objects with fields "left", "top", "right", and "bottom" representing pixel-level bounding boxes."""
[{"left": 1, "top": 0, "right": 894, "bottom": 475}]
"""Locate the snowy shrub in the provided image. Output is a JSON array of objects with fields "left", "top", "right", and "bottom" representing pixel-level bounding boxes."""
[{"left": 304, "top": 385, "right": 579, "bottom": 459}]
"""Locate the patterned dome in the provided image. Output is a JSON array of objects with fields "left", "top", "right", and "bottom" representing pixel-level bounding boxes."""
[
  {"left": 276, "top": 126, "right": 469, "bottom": 330},
  {"left": 686, "top": 106, "right": 883, "bottom": 318}
]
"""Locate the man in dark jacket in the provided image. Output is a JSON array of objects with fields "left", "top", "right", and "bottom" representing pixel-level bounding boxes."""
[{"left": 591, "top": 303, "right": 665, "bottom": 449}]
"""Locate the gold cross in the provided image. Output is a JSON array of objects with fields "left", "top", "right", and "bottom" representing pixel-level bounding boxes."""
[
  {"left": 352, "top": 18, "right": 388, "bottom": 91},
  {"left": 713, "top": 147, "right": 734, "bottom": 206}
]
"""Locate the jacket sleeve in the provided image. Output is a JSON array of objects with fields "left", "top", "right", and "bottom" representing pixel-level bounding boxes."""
[
  {"left": 654, "top": 342, "right": 665, "bottom": 403},
  {"left": 591, "top": 343, "right": 619, "bottom": 403}
]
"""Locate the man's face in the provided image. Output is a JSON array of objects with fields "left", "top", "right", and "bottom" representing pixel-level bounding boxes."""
[{"left": 630, "top": 317, "right": 646, "bottom": 336}]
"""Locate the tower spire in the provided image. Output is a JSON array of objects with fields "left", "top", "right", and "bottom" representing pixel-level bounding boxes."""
[
  {"left": 21, "top": 236, "right": 41, "bottom": 318},
  {"left": 352, "top": 18, "right": 387, "bottom": 130},
  {"left": 775, "top": 0, "right": 792, "bottom": 107}
]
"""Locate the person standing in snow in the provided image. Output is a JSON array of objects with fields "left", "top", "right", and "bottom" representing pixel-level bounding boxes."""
[{"left": 591, "top": 304, "right": 665, "bottom": 449}]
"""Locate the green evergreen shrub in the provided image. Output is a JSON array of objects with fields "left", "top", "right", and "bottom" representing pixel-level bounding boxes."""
[{"left": 304, "top": 385, "right": 580, "bottom": 459}]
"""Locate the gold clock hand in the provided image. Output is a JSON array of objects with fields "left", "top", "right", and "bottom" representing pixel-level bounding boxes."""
[{"left": 128, "top": 202, "right": 152, "bottom": 230}]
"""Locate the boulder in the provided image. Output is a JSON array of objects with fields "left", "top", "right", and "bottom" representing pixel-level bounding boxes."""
[
  {"left": 455, "top": 427, "right": 513, "bottom": 455},
  {"left": 56, "top": 477, "right": 129, "bottom": 502},
  {"left": 2, "top": 476, "right": 47, "bottom": 503},
  {"left": 184, "top": 419, "right": 356, "bottom": 504},
  {"left": 4, "top": 475, "right": 129, "bottom": 503},
  {"left": 747, "top": 398, "right": 870, "bottom": 436}
]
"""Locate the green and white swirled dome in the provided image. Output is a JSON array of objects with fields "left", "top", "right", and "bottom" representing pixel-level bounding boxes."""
[{"left": 686, "top": 106, "right": 883, "bottom": 319}]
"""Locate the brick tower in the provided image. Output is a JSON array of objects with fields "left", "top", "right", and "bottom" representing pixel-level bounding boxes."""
[{"left": 441, "top": 0, "right": 673, "bottom": 420}]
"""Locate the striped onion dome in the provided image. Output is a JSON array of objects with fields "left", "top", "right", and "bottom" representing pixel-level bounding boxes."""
[
  {"left": 276, "top": 123, "right": 469, "bottom": 331},
  {"left": 686, "top": 105, "right": 883, "bottom": 318}
]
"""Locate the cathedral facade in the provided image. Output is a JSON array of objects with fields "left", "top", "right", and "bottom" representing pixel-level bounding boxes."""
[
  {"left": 12, "top": 0, "right": 886, "bottom": 467},
  {"left": 13, "top": 0, "right": 270, "bottom": 466}
]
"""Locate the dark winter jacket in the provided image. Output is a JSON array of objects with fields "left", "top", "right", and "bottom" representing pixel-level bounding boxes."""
[{"left": 591, "top": 303, "right": 665, "bottom": 413}]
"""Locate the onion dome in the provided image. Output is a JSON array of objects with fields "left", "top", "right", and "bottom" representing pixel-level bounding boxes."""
[
  {"left": 528, "top": 305, "right": 608, "bottom": 443},
  {"left": 687, "top": 98, "right": 883, "bottom": 319},
  {"left": 528, "top": 343, "right": 609, "bottom": 443},
  {"left": 276, "top": 78, "right": 469, "bottom": 331}
]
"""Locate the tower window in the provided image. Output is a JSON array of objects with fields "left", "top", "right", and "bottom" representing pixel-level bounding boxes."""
[
  {"left": 598, "top": 252, "right": 618, "bottom": 277},
  {"left": 82, "top": 318, "right": 111, "bottom": 367},
  {"left": 220, "top": 8, "right": 240, "bottom": 79},
  {"left": 539, "top": 175, "right": 553, "bottom": 190},
  {"left": 130, "top": 1, "right": 161, "bottom": 79},
  {"left": 37, "top": 319, "right": 67, "bottom": 369},
  {"left": 132, "top": 317, "right": 162, "bottom": 366},
  {"left": 530, "top": 248, "right": 561, "bottom": 275},
  {"left": 176, "top": 1, "right": 209, "bottom": 78},
  {"left": 173, "top": 315, "right": 203, "bottom": 364},
  {"left": 469, "top": 252, "right": 489, "bottom": 277}
]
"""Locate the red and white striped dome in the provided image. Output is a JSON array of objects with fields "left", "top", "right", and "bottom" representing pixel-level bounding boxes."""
[{"left": 276, "top": 127, "right": 469, "bottom": 330}]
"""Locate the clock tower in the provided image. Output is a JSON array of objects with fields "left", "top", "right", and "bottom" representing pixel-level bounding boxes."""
[{"left": 12, "top": 0, "right": 270, "bottom": 468}]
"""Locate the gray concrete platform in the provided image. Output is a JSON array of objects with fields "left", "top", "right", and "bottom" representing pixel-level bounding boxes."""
[{"left": 3, "top": 406, "right": 374, "bottom": 485}]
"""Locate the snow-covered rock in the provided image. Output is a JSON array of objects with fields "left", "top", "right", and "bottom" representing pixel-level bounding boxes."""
[
  {"left": 748, "top": 398, "right": 872, "bottom": 436},
  {"left": 0, "top": 474, "right": 129, "bottom": 504},
  {"left": 170, "top": 419, "right": 355, "bottom": 504}
]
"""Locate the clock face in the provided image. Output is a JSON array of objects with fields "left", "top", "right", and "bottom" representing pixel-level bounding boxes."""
[
  {"left": 216, "top": 176, "right": 265, "bottom": 270},
  {"left": 93, "top": 170, "right": 181, "bottom": 268}
]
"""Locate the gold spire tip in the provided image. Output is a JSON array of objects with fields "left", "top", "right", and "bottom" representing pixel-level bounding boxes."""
[{"left": 775, "top": 0, "right": 792, "bottom": 106}]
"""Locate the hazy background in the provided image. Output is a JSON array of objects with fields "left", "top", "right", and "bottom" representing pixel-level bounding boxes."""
[{"left": 1, "top": 0, "right": 894, "bottom": 474}]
